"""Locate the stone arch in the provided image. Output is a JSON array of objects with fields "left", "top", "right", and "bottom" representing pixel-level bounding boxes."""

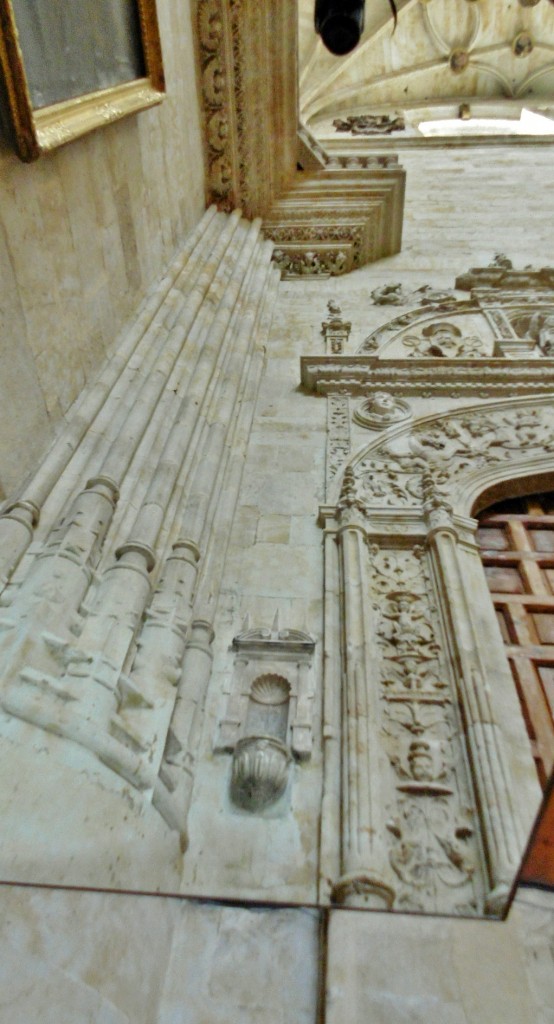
[
  {"left": 358, "top": 305, "right": 495, "bottom": 359},
  {"left": 335, "top": 394, "right": 554, "bottom": 524}
]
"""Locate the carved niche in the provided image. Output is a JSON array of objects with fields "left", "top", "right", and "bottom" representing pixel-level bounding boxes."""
[{"left": 215, "top": 618, "right": 316, "bottom": 811}]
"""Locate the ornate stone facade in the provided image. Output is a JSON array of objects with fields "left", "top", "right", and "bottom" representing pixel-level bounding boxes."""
[{"left": 314, "top": 262, "right": 554, "bottom": 918}]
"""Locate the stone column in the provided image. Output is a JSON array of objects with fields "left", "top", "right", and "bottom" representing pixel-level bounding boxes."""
[
  {"left": 331, "top": 469, "right": 395, "bottom": 909},
  {"left": 423, "top": 475, "right": 523, "bottom": 913}
]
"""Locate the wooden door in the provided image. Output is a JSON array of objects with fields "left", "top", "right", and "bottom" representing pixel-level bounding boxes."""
[{"left": 477, "top": 492, "right": 554, "bottom": 789}]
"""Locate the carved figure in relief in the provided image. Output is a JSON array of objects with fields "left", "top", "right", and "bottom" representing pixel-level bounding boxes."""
[
  {"left": 391, "top": 739, "right": 448, "bottom": 785},
  {"left": 327, "top": 299, "right": 342, "bottom": 319},
  {"left": 333, "top": 113, "right": 405, "bottom": 136},
  {"left": 403, "top": 321, "right": 484, "bottom": 359},
  {"left": 273, "top": 249, "right": 347, "bottom": 277},
  {"left": 387, "top": 800, "right": 476, "bottom": 909},
  {"left": 354, "top": 391, "right": 411, "bottom": 431},
  {"left": 370, "top": 283, "right": 457, "bottom": 307},
  {"left": 529, "top": 312, "right": 554, "bottom": 355},
  {"left": 381, "top": 593, "right": 435, "bottom": 652},
  {"left": 489, "top": 253, "right": 513, "bottom": 270}
]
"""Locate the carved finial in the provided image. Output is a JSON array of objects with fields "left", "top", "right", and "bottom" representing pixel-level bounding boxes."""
[
  {"left": 337, "top": 466, "right": 369, "bottom": 523},
  {"left": 422, "top": 471, "right": 454, "bottom": 534},
  {"left": 321, "top": 300, "right": 351, "bottom": 353},
  {"left": 489, "top": 253, "right": 513, "bottom": 270},
  {"left": 271, "top": 608, "right": 280, "bottom": 636}
]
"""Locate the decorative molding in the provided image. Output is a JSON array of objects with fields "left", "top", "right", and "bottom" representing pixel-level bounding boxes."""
[
  {"left": 326, "top": 394, "right": 351, "bottom": 496},
  {"left": 301, "top": 357, "right": 554, "bottom": 397}
]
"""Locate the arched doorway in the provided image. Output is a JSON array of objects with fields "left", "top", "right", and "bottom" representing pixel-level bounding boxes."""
[{"left": 477, "top": 491, "right": 554, "bottom": 789}]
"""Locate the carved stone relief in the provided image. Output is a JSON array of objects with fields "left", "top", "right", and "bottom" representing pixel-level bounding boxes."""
[
  {"left": 273, "top": 249, "right": 348, "bottom": 278},
  {"left": 370, "top": 283, "right": 457, "bottom": 307},
  {"left": 401, "top": 321, "right": 487, "bottom": 358},
  {"left": 321, "top": 301, "right": 351, "bottom": 354},
  {"left": 319, "top": 386, "right": 554, "bottom": 912},
  {"left": 358, "top": 299, "right": 474, "bottom": 355},
  {"left": 326, "top": 394, "right": 351, "bottom": 495},
  {"left": 353, "top": 392, "right": 411, "bottom": 431},
  {"left": 351, "top": 405, "right": 554, "bottom": 511},
  {"left": 339, "top": 540, "right": 481, "bottom": 914},
  {"left": 333, "top": 114, "right": 405, "bottom": 136}
]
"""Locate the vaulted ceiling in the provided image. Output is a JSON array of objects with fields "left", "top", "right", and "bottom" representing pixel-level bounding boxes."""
[{"left": 299, "top": 0, "right": 554, "bottom": 133}]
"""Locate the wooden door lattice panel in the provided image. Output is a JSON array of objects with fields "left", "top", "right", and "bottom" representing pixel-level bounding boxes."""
[{"left": 477, "top": 492, "right": 554, "bottom": 789}]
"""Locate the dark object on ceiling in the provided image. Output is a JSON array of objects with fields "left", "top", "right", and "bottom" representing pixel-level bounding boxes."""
[
  {"left": 315, "top": 0, "right": 365, "bottom": 55},
  {"left": 315, "top": 0, "right": 397, "bottom": 56}
]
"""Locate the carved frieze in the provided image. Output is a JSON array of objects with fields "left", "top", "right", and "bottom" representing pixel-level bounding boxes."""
[
  {"left": 326, "top": 394, "right": 351, "bottom": 495},
  {"left": 369, "top": 545, "right": 481, "bottom": 913},
  {"left": 349, "top": 405, "right": 554, "bottom": 512},
  {"left": 301, "top": 359, "right": 554, "bottom": 397},
  {"left": 273, "top": 248, "right": 348, "bottom": 278}
]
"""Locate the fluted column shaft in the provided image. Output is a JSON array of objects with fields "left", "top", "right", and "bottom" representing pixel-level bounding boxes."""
[
  {"left": 332, "top": 511, "right": 395, "bottom": 909},
  {"left": 0, "top": 206, "right": 219, "bottom": 589},
  {"left": 425, "top": 508, "right": 524, "bottom": 914}
]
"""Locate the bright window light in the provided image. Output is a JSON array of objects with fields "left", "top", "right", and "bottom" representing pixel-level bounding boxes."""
[{"left": 419, "top": 108, "right": 554, "bottom": 137}]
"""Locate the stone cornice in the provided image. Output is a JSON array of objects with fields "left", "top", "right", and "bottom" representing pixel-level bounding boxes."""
[
  {"left": 194, "top": 0, "right": 406, "bottom": 275},
  {"left": 300, "top": 356, "right": 554, "bottom": 397}
]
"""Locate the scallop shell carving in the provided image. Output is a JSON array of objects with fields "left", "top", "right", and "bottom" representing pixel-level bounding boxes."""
[
  {"left": 231, "top": 736, "right": 291, "bottom": 811},
  {"left": 250, "top": 674, "right": 290, "bottom": 705}
]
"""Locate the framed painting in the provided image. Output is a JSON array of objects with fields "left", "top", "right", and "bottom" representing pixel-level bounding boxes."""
[{"left": 0, "top": 0, "right": 164, "bottom": 161}]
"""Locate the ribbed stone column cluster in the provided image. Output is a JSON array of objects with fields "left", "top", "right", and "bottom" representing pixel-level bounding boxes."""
[{"left": 0, "top": 208, "right": 278, "bottom": 853}]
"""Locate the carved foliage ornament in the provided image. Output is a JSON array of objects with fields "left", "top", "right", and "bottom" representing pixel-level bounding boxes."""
[
  {"left": 370, "top": 546, "right": 479, "bottom": 913},
  {"left": 273, "top": 249, "right": 348, "bottom": 278},
  {"left": 352, "top": 405, "right": 554, "bottom": 510},
  {"left": 333, "top": 113, "right": 405, "bottom": 136}
]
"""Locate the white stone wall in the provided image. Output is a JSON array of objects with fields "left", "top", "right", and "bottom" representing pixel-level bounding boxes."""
[
  {"left": 0, "top": 0, "right": 205, "bottom": 495},
  {"left": 0, "top": 883, "right": 552, "bottom": 1024}
]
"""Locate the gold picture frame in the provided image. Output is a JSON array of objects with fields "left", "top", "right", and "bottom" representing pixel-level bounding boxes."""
[{"left": 0, "top": 0, "right": 165, "bottom": 161}]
